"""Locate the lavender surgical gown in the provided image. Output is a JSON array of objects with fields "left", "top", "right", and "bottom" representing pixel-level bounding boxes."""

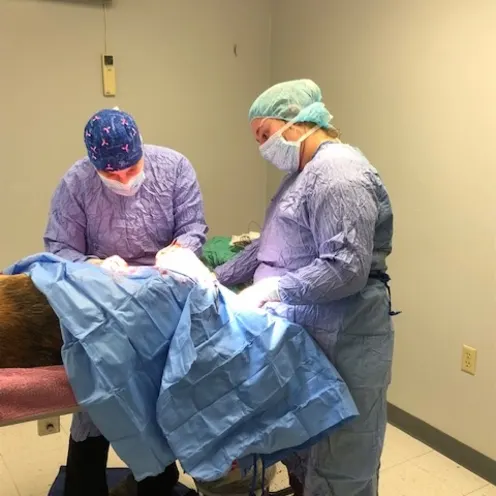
[
  {"left": 44, "top": 144, "right": 208, "bottom": 441},
  {"left": 216, "top": 142, "right": 395, "bottom": 496},
  {"left": 44, "top": 144, "right": 207, "bottom": 264}
]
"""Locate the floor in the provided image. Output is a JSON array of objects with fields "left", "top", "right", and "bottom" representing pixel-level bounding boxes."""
[{"left": 0, "top": 417, "right": 494, "bottom": 496}]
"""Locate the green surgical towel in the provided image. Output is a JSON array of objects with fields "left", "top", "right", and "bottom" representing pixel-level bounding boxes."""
[{"left": 201, "top": 236, "right": 244, "bottom": 271}]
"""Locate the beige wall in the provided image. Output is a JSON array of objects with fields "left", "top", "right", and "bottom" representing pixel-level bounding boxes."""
[
  {"left": 0, "top": 0, "right": 270, "bottom": 266},
  {"left": 271, "top": 0, "right": 496, "bottom": 459}
]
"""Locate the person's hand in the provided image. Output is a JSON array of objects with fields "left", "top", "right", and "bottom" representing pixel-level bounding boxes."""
[
  {"left": 155, "top": 245, "right": 213, "bottom": 283},
  {"left": 100, "top": 255, "right": 129, "bottom": 273},
  {"left": 237, "top": 277, "right": 281, "bottom": 308},
  {"left": 155, "top": 242, "right": 182, "bottom": 268},
  {"left": 86, "top": 258, "right": 103, "bottom": 266}
]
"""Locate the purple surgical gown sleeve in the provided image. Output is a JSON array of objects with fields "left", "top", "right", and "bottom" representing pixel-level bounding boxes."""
[
  {"left": 43, "top": 180, "right": 89, "bottom": 262},
  {"left": 279, "top": 178, "right": 378, "bottom": 305},
  {"left": 171, "top": 157, "right": 208, "bottom": 255},
  {"left": 214, "top": 239, "right": 260, "bottom": 286}
]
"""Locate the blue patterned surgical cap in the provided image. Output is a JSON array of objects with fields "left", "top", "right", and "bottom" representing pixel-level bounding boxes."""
[
  {"left": 84, "top": 109, "right": 143, "bottom": 172},
  {"left": 248, "top": 79, "right": 333, "bottom": 129}
]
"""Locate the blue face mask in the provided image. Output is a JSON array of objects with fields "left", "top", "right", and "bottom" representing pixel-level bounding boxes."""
[
  {"left": 99, "top": 169, "right": 145, "bottom": 196},
  {"left": 259, "top": 122, "right": 319, "bottom": 173}
]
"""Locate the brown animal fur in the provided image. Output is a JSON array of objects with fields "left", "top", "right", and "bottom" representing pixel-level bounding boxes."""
[{"left": 0, "top": 274, "right": 63, "bottom": 368}]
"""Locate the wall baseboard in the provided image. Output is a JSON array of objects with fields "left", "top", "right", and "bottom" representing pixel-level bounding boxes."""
[{"left": 387, "top": 403, "right": 496, "bottom": 486}]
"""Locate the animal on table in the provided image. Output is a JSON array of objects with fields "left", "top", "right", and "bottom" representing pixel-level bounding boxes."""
[{"left": 0, "top": 274, "right": 62, "bottom": 368}]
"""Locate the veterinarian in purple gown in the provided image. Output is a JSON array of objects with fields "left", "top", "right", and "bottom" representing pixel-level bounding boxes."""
[{"left": 44, "top": 108, "right": 208, "bottom": 496}]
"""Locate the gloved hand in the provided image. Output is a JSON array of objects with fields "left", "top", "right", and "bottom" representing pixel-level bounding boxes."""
[
  {"left": 237, "top": 277, "right": 281, "bottom": 308},
  {"left": 100, "top": 255, "right": 129, "bottom": 273},
  {"left": 155, "top": 244, "right": 213, "bottom": 283},
  {"left": 86, "top": 258, "right": 103, "bottom": 266},
  {"left": 155, "top": 242, "right": 182, "bottom": 267}
]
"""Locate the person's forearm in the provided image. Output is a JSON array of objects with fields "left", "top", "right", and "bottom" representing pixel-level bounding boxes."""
[
  {"left": 174, "top": 226, "right": 207, "bottom": 256},
  {"left": 43, "top": 239, "right": 89, "bottom": 263},
  {"left": 215, "top": 240, "right": 260, "bottom": 286},
  {"left": 279, "top": 256, "right": 371, "bottom": 305},
  {"left": 44, "top": 205, "right": 89, "bottom": 263}
]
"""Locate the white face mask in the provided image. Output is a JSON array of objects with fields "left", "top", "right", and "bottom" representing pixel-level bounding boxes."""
[
  {"left": 99, "top": 169, "right": 145, "bottom": 196},
  {"left": 259, "top": 120, "right": 320, "bottom": 173}
]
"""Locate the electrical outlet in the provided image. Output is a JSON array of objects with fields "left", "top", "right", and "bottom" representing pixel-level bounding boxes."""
[
  {"left": 37, "top": 417, "right": 61, "bottom": 436},
  {"left": 461, "top": 345, "right": 477, "bottom": 376}
]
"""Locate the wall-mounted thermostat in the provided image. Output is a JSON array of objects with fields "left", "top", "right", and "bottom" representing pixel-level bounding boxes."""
[{"left": 101, "top": 54, "right": 116, "bottom": 97}]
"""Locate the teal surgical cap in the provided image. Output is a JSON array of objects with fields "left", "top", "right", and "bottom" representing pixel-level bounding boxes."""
[{"left": 248, "top": 79, "right": 333, "bottom": 129}]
